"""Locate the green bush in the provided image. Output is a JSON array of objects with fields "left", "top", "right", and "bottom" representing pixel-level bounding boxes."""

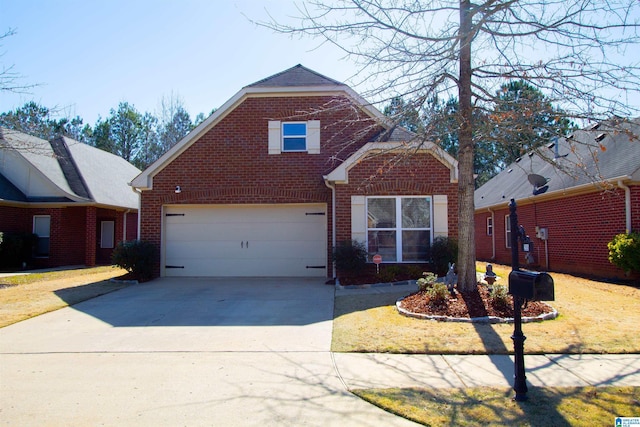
[
  {"left": 489, "top": 284, "right": 510, "bottom": 310},
  {"left": 333, "top": 240, "right": 368, "bottom": 275},
  {"left": 0, "top": 232, "right": 37, "bottom": 269},
  {"left": 608, "top": 232, "right": 640, "bottom": 274},
  {"left": 427, "top": 282, "right": 450, "bottom": 306},
  {"left": 431, "top": 236, "right": 458, "bottom": 276},
  {"left": 111, "top": 240, "right": 158, "bottom": 281},
  {"left": 417, "top": 272, "right": 438, "bottom": 292}
]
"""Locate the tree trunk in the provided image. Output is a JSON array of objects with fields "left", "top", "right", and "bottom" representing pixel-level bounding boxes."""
[{"left": 457, "top": 0, "right": 477, "bottom": 292}]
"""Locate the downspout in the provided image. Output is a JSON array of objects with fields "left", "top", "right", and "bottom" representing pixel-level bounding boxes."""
[
  {"left": 324, "top": 178, "right": 337, "bottom": 280},
  {"left": 131, "top": 187, "right": 143, "bottom": 240},
  {"left": 618, "top": 179, "right": 632, "bottom": 233}
]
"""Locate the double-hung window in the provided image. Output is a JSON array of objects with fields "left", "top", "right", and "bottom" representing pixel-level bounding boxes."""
[
  {"left": 33, "top": 215, "right": 50, "bottom": 257},
  {"left": 505, "top": 215, "right": 512, "bottom": 248},
  {"left": 366, "top": 196, "right": 432, "bottom": 262},
  {"left": 282, "top": 122, "right": 307, "bottom": 152}
]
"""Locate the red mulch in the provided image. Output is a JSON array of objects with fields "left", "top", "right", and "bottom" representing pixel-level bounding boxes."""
[{"left": 399, "top": 285, "right": 552, "bottom": 319}]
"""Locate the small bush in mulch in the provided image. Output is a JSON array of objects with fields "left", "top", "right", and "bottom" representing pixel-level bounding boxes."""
[{"left": 399, "top": 285, "right": 553, "bottom": 319}]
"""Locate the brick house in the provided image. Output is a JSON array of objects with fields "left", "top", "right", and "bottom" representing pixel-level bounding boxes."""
[
  {"left": 130, "top": 65, "right": 459, "bottom": 279},
  {"left": 0, "top": 128, "right": 140, "bottom": 268},
  {"left": 474, "top": 118, "right": 640, "bottom": 281}
]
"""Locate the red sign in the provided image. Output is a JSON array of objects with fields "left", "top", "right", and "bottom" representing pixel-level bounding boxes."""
[{"left": 372, "top": 254, "right": 383, "bottom": 265}]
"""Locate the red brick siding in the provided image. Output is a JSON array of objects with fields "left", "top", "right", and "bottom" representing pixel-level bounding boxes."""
[
  {"left": 475, "top": 186, "right": 640, "bottom": 280},
  {"left": 1, "top": 205, "right": 132, "bottom": 269}
]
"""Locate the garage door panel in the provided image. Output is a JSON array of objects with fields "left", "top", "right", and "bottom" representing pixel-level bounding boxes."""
[{"left": 164, "top": 204, "right": 327, "bottom": 277}]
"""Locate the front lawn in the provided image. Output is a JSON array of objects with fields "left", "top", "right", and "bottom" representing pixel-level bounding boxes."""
[{"left": 332, "top": 263, "right": 640, "bottom": 354}]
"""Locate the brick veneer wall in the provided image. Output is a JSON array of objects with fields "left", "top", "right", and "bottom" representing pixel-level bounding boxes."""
[
  {"left": 475, "top": 185, "right": 640, "bottom": 281},
  {"left": 1, "top": 205, "right": 131, "bottom": 269},
  {"left": 139, "top": 95, "right": 386, "bottom": 277}
]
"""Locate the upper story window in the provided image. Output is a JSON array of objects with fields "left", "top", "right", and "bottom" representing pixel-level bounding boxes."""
[
  {"left": 282, "top": 122, "right": 307, "bottom": 152},
  {"left": 268, "top": 120, "right": 320, "bottom": 155}
]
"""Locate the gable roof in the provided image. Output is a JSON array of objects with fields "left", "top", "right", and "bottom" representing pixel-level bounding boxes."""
[
  {"left": 475, "top": 118, "right": 640, "bottom": 209},
  {"left": 0, "top": 128, "right": 140, "bottom": 209},
  {"left": 246, "top": 64, "right": 345, "bottom": 88},
  {"left": 131, "top": 64, "right": 393, "bottom": 190}
]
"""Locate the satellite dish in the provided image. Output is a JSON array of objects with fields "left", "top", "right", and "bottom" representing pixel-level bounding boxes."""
[
  {"left": 528, "top": 174, "right": 550, "bottom": 196},
  {"left": 528, "top": 174, "right": 549, "bottom": 187}
]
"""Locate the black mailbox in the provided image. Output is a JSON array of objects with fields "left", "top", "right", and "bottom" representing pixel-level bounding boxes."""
[{"left": 508, "top": 270, "right": 555, "bottom": 301}]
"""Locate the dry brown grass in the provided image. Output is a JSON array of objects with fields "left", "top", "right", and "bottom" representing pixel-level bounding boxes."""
[
  {"left": 0, "top": 266, "right": 129, "bottom": 327},
  {"left": 354, "top": 386, "right": 640, "bottom": 427},
  {"left": 332, "top": 263, "right": 640, "bottom": 354}
]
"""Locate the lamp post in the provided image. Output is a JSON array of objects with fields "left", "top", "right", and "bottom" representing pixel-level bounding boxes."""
[{"left": 509, "top": 198, "right": 528, "bottom": 401}]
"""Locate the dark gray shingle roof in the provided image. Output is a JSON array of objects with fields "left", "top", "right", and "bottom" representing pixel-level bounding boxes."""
[
  {"left": 475, "top": 118, "right": 640, "bottom": 209},
  {"left": 246, "top": 64, "right": 345, "bottom": 88}
]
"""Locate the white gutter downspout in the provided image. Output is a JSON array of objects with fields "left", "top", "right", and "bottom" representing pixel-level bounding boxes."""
[
  {"left": 324, "top": 178, "right": 337, "bottom": 280},
  {"left": 131, "top": 187, "right": 143, "bottom": 240},
  {"left": 618, "top": 179, "right": 632, "bottom": 233}
]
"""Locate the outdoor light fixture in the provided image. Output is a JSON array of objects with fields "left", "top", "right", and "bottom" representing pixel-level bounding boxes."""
[{"left": 175, "top": 186, "right": 182, "bottom": 194}]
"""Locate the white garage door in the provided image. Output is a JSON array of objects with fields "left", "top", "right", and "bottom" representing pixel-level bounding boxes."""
[{"left": 163, "top": 204, "right": 327, "bottom": 277}]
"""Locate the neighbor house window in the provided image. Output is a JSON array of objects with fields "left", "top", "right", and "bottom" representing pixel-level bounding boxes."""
[
  {"left": 33, "top": 215, "right": 50, "bottom": 257},
  {"left": 366, "top": 196, "right": 432, "bottom": 262},
  {"left": 100, "top": 221, "right": 115, "bottom": 249},
  {"left": 505, "top": 215, "right": 511, "bottom": 248},
  {"left": 487, "top": 217, "right": 493, "bottom": 236},
  {"left": 282, "top": 122, "right": 307, "bottom": 152}
]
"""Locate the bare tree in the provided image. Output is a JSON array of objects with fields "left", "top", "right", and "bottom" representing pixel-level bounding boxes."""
[
  {"left": 260, "top": 0, "right": 640, "bottom": 291},
  {"left": 1, "top": 29, "right": 37, "bottom": 94}
]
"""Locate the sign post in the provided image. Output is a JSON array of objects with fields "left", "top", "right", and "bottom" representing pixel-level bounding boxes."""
[{"left": 372, "top": 254, "right": 382, "bottom": 274}]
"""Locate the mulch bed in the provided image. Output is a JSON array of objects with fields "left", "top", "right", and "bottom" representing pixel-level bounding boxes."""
[{"left": 399, "top": 285, "right": 552, "bottom": 319}]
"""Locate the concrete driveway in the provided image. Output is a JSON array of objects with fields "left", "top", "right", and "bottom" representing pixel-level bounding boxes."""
[{"left": 0, "top": 278, "right": 419, "bottom": 426}]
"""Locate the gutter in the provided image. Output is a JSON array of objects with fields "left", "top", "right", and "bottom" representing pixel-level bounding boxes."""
[
  {"left": 323, "top": 178, "right": 337, "bottom": 280},
  {"left": 618, "top": 179, "right": 632, "bottom": 232}
]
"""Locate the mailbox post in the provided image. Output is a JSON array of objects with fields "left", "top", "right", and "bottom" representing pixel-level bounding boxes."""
[
  {"left": 508, "top": 199, "right": 555, "bottom": 401},
  {"left": 509, "top": 199, "right": 528, "bottom": 401}
]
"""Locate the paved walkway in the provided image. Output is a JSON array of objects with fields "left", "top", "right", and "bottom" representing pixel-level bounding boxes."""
[{"left": 0, "top": 278, "right": 638, "bottom": 426}]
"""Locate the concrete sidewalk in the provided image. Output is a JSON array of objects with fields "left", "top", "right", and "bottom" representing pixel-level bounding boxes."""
[{"left": 333, "top": 353, "right": 640, "bottom": 390}]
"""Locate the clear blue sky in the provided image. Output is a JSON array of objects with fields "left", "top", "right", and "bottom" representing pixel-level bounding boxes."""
[
  {"left": 2, "top": 1, "right": 638, "bottom": 126},
  {"left": 0, "top": 0, "right": 361, "bottom": 125}
]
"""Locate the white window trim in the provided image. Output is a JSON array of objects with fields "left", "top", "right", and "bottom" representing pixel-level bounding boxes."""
[
  {"left": 366, "top": 196, "right": 433, "bottom": 263},
  {"left": 100, "top": 220, "right": 115, "bottom": 249},
  {"left": 505, "top": 214, "right": 512, "bottom": 248},
  {"left": 282, "top": 121, "right": 307, "bottom": 152},
  {"left": 268, "top": 120, "right": 320, "bottom": 155},
  {"left": 487, "top": 216, "right": 493, "bottom": 236}
]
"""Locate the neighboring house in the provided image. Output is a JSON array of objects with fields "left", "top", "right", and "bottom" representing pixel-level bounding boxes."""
[
  {"left": 0, "top": 128, "right": 140, "bottom": 268},
  {"left": 131, "top": 64, "right": 459, "bottom": 279},
  {"left": 474, "top": 118, "right": 640, "bottom": 280}
]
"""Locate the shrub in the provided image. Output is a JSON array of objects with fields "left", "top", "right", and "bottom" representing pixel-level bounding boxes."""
[
  {"left": 377, "top": 265, "right": 402, "bottom": 282},
  {"left": 417, "top": 272, "right": 438, "bottom": 292},
  {"left": 431, "top": 236, "right": 458, "bottom": 276},
  {"left": 0, "top": 232, "right": 37, "bottom": 269},
  {"left": 489, "top": 284, "right": 510, "bottom": 310},
  {"left": 111, "top": 240, "right": 158, "bottom": 281},
  {"left": 608, "top": 232, "right": 640, "bottom": 274},
  {"left": 333, "top": 240, "right": 368, "bottom": 275},
  {"left": 427, "top": 282, "right": 450, "bottom": 306}
]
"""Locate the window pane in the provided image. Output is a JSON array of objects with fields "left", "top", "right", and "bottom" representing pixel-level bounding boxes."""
[
  {"left": 368, "top": 230, "right": 396, "bottom": 262},
  {"left": 402, "top": 230, "right": 430, "bottom": 261},
  {"left": 282, "top": 123, "right": 306, "bottom": 136},
  {"left": 101, "top": 221, "right": 115, "bottom": 249},
  {"left": 402, "top": 198, "right": 430, "bottom": 228},
  {"left": 283, "top": 137, "right": 306, "bottom": 151},
  {"left": 33, "top": 216, "right": 50, "bottom": 257},
  {"left": 367, "top": 198, "right": 396, "bottom": 228}
]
